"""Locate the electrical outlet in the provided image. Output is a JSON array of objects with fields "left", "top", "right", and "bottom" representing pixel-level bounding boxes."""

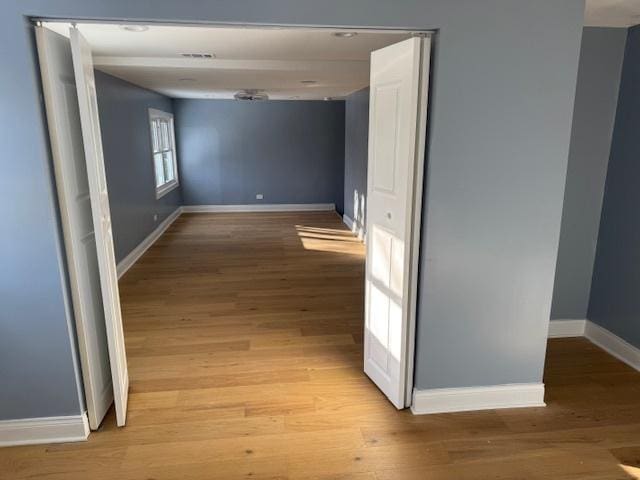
[
  {"left": 153, "top": 213, "right": 158, "bottom": 222},
  {"left": 256, "top": 194, "right": 264, "bottom": 200}
]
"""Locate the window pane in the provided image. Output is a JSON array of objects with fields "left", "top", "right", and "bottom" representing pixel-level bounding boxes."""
[
  {"left": 151, "top": 120, "right": 159, "bottom": 152},
  {"left": 154, "top": 152, "right": 165, "bottom": 187},
  {"left": 163, "top": 150, "right": 175, "bottom": 182},
  {"left": 160, "top": 120, "right": 170, "bottom": 150}
]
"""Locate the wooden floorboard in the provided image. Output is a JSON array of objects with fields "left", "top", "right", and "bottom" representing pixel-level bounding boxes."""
[{"left": 2, "top": 212, "right": 640, "bottom": 479}]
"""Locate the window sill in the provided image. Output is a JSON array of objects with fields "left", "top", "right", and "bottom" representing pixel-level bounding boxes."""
[{"left": 156, "top": 180, "right": 179, "bottom": 199}]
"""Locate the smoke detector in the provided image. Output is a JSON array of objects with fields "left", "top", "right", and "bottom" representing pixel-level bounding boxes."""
[{"left": 234, "top": 89, "right": 269, "bottom": 101}]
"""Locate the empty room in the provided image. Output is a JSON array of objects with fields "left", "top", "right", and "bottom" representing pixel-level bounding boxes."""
[{"left": 3, "top": 1, "right": 640, "bottom": 479}]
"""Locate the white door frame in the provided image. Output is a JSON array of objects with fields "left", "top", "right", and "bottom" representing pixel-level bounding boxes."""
[
  {"left": 35, "top": 19, "right": 433, "bottom": 413},
  {"left": 402, "top": 37, "right": 431, "bottom": 406}
]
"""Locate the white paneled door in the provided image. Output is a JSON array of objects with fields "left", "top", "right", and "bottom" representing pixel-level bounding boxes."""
[
  {"left": 364, "top": 37, "right": 431, "bottom": 408},
  {"left": 69, "top": 27, "right": 129, "bottom": 427},
  {"left": 36, "top": 26, "right": 114, "bottom": 430}
]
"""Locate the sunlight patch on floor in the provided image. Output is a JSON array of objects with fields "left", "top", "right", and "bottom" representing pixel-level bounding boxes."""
[
  {"left": 295, "top": 224, "right": 363, "bottom": 254},
  {"left": 620, "top": 464, "right": 640, "bottom": 479}
]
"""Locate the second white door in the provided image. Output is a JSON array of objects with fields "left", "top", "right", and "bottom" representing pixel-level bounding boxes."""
[
  {"left": 70, "top": 27, "right": 130, "bottom": 427},
  {"left": 364, "top": 36, "right": 431, "bottom": 408}
]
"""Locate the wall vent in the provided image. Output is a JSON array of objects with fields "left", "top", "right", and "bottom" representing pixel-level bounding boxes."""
[{"left": 180, "top": 53, "right": 215, "bottom": 59}]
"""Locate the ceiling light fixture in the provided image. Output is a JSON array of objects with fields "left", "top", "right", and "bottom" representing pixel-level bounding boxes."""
[
  {"left": 332, "top": 32, "right": 358, "bottom": 38},
  {"left": 179, "top": 78, "right": 196, "bottom": 82},
  {"left": 300, "top": 80, "right": 317, "bottom": 85},
  {"left": 119, "top": 24, "right": 149, "bottom": 32},
  {"left": 323, "top": 97, "right": 333, "bottom": 101},
  {"left": 234, "top": 89, "right": 269, "bottom": 101}
]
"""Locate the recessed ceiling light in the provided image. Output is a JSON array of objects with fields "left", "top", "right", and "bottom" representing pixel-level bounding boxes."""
[
  {"left": 119, "top": 24, "right": 149, "bottom": 32},
  {"left": 332, "top": 32, "right": 358, "bottom": 38},
  {"left": 179, "top": 78, "right": 196, "bottom": 82},
  {"left": 323, "top": 97, "right": 333, "bottom": 101},
  {"left": 301, "top": 80, "right": 317, "bottom": 85}
]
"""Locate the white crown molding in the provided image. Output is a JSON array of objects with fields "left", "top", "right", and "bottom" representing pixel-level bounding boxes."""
[
  {"left": 412, "top": 383, "right": 545, "bottom": 415},
  {"left": 0, "top": 413, "right": 89, "bottom": 447},
  {"left": 116, "top": 207, "right": 182, "bottom": 279},
  {"left": 182, "top": 203, "right": 335, "bottom": 213}
]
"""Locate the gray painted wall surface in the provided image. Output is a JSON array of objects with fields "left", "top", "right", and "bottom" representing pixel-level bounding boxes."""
[
  {"left": 343, "top": 88, "right": 369, "bottom": 233},
  {"left": 551, "top": 27, "right": 627, "bottom": 320},
  {"left": 2, "top": 0, "right": 584, "bottom": 420},
  {"left": 174, "top": 99, "right": 345, "bottom": 213},
  {"left": 589, "top": 26, "right": 640, "bottom": 348},
  {"left": 95, "top": 71, "right": 181, "bottom": 263},
  {"left": 0, "top": 17, "right": 85, "bottom": 420}
]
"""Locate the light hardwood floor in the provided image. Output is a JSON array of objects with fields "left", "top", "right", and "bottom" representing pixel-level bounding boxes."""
[{"left": 3, "top": 212, "right": 640, "bottom": 479}]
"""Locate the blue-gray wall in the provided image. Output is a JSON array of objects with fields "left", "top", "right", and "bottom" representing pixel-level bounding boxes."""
[
  {"left": 95, "top": 71, "right": 181, "bottom": 263},
  {"left": 174, "top": 99, "right": 345, "bottom": 213},
  {"left": 412, "top": 4, "right": 583, "bottom": 389},
  {"left": 1, "top": 0, "right": 584, "bottom": 420},
  {"left": 343, "top": 87, "right": 369, "bottom": 234},
  {"left": 0, "top": 15, "right": 86, "bottom": 420},
  {"left": 589, "top": 26, "right": 640, "bottom": 348},
  {"left": 551, "top": 27, "right": 627, "bottom": 320}
]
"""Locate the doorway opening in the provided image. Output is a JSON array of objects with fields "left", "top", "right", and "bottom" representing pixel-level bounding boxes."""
[{"left": 35, "top": 20, "right": 432, "bottom": 434}]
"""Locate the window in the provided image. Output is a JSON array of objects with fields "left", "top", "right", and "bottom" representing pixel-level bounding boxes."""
[{"left": 149, "top": 109, "right": 179, "bottom": 198}]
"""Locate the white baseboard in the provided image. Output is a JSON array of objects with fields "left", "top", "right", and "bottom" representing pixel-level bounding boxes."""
[
  {"left": 343, "top": 213, "right": 355, "bottom": 231},
  {"left": 342, "top": 213, "right": 365, "bottom": 241},
  {"left": 548, "top": 319, "right": 586, "bottom": 338},
  {"left": 116, "top": 207, "right": 182, "bottom": 279},
  {"left": 411, "top": 383, "right": 545, "bottom": 415},
  {"left": 585, "top": 321, "right": 640, "bottom": 371},
  {"left": 0, "top": 413, "right": 89, "bottom": 447},
  {"left": 182, "top": 203, "right": 335, "bottom": 213}
]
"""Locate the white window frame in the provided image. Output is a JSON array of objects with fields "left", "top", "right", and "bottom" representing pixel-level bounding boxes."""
[{"left": 148, "top": 108, "right": 179, "bottom": 198}]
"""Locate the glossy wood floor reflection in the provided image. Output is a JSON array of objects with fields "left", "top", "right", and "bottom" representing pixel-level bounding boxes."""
[{"left": 3, "top": 212, "right": 640, "bottom": 479}]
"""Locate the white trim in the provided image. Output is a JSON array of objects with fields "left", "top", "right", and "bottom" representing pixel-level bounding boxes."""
[
  {"left": 342, "top": 213, "right": 365, "bottom": 242},
  {"left": 182, "top": 203, "right": 335, "bottom": 213},
  {"left": 155, "top": 179, "right": 179, "bottom": 199},
  {"left": 548, "top": 319, "right": 586, "bottom": 338},
  {"left": 116, "top": 207, "right": 182, "bottom": 279},
  {"left": 343, "top": 213, "right": 355, "bottom": 231},
  {"left": 0, "top": 413, "right": 89, "bottom": 447},
  {"left": 404, "top": 36, "right": 431, "bottom": 406},
  {"left": 149, "top": 108, "right": 179, "bottom": 199},
  {"left": 585, "top": 321, "right": 640, "bottom": 371},
  {"left": 411, "top": 383, "right": 545, "bottom": 415}
]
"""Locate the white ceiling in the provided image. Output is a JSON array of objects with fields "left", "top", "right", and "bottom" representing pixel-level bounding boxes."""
[
  {"left": 43, "top": 23, "right": 411, "bottom": 100},
  {"left": 585, "top": 0, "right": 640, "bottom": 27}
]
